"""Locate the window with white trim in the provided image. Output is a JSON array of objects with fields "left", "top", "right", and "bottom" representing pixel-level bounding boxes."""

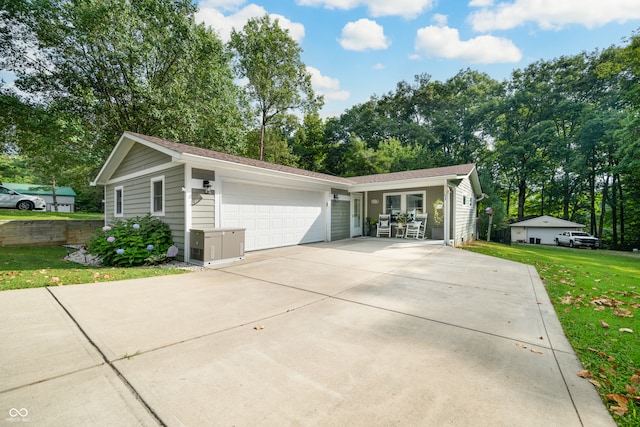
[
  {"left": 114, "top": 186, "right": 124, "bottom": 217},
  {"left": 151, "top": 176, "right": 165, "bottom": 216},
  {"left": 383, "top": 191, "right": 426, "bottom": 222}
]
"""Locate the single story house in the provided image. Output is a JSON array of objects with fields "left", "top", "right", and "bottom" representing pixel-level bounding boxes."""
[
  {"left": 3, "top": 182, "right": 76, "bottom": 212},
  {"left": 510, "top": 215, "right": 585, "bottom": 245},
  {"left": 92, "top": 132, "right": 483, "bottom": 262}
]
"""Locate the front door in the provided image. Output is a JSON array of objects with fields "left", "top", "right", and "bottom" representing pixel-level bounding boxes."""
[{"left": 352, "top": 194, "right": 362, "bottom": 237}]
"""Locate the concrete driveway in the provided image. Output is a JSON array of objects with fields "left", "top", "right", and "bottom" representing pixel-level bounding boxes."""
[{"left": 0, "top": 239, "right": 614, "bottom": 426}]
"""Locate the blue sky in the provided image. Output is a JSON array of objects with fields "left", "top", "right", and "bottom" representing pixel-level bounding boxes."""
[
  {"left": 2, "top": 0, "right": 639, "bottom": 119},
  {"left": 196, "top": 0, "right": 640, "bottom": 117}
]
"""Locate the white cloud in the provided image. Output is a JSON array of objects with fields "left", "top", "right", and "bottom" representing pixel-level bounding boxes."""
[
  {"left": 195, "top": 3, "right": 305, "bottom": 43},
  {"left": 432, "top": 13, "right": 448, "bottom": 27},
  {"left": 414, "top": 25, "right": 522, "bottom": 63},
  {"left": 198, "top": 0, "right": 246, "bottom": 11},
  {"left": 469, "top": 0, "right": 640, "bottom": 32},
  {"left": 297, "top": 0, "right": 435, "bottom": 19},
  {"left": 339, "top": 19, "right": 390, "bottom": 51},
  {"left": 468, "top": 0, "right": 493, "bottom": 6},
  {"left": 307, "top": 66, "right": 350, "bottom": 101},
  {"left": 372, "top": 63, "right": 384, "bottom": 70}
]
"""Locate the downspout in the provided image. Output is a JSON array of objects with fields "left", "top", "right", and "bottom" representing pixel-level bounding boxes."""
[
  {"left": 443, "top": 186, "right": 451, "bottom": 246},
  {"left": 184, "top": 167, "right": 193, "bottom": 264},
  {"left": 103, "top": 186, "right": 107, "bottom": 227}
]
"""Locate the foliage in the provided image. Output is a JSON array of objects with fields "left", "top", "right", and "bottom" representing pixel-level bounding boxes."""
[
  {"left": 0, "top": 246, "right": 187, "bottom": 291},
  {"left": 463, "top": 241, "right": 640, "bottom": 426},
  {"left": 1, "top": 0, "right": 248, "bottom": 184},
  {"left": 88, "top": 215, "right": 175, "bottom": 267},
  {"left": 432, "top": 199, "right": 444, "bottom": 225},
  {"left": 229, "top": 14, "right": 322, "bottom": 161}
]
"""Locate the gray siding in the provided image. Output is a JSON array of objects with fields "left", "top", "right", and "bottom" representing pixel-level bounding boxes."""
[
  {"left": 331, "top": 199, "right": 350, "bottom": 241},
  {"left": 105, "top": 164, "right": 186, "bottom": 259},
  {"left": 112, "top": 143, "right": 172, "bottom": 179},
  {"left": 192, "top": 192, "right": 215, "bottom": 229}
]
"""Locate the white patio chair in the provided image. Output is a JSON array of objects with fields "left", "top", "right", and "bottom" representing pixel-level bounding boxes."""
[
  {"left": 377, "top": 214, "right": 392, "bottom": 237},
  {"left": 415, "top": 214, "right": 428, "bottom": 240},
  {"left": 404, "top": 221, "right": 421, "bottom": 239}
]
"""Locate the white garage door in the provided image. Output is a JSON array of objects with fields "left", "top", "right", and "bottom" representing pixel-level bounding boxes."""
[{"left": 221, "top": 181, "right": 326, "bottom": 251}]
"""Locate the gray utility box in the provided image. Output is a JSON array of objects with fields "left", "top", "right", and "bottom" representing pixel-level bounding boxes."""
[{"left": 190, "top": 228, "right": 245, "bottom": 266}]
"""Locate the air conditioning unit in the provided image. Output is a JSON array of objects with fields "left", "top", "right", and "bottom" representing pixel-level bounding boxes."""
[{"left": 190, "top": 228, "right": 245, "bottom": 266}]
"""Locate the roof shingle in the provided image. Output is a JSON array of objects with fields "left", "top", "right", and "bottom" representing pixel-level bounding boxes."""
[{"left": 126, "top": 132, "right": 476, "bottom": 186}]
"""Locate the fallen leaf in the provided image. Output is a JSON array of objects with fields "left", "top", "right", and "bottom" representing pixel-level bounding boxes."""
[
  {"left": 615, "top": 309, "right": 634, "bottom": 318},
  {"left": 593, "top": 306, "right": 605, "bottom": 311},
  {"left": 601, "top": 320, "right": 610, "bottom": 328},
  {"left": 560, "top": 295, "right": 573, "bottom": 305},
  {"left": 577, "top": 370, "right": 592, "bottom": 378},
  {"left": 631, "top": 375, "right": 640, "bottom": 384},
  {"left": 619, "top": 328, "right": 634, "bottom": 333},
  {"left": 611, "top": 406, "right": 628, "bottom": 416},
  {"left": 626, "top": 385, "right": 639, "bottom": 394},
  {"left": 531, "top": 349, "right": 543, "bottom": 354},
  {"left": 254, "top": 325, "right": 264, "bottom": 330},
  {"left": 589, "top": 379, "right": 602, "bottom": 388},
  {"left": 516, "top": 343, "right": 528, "bottom": 349},
  {"left": 607, "top": 393, "right": 629, "bottom": 405}
]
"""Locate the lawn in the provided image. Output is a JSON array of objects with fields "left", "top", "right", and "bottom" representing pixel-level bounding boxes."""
[
  {"left": 0, "top": 210, "right": 103, "bottom": 220},
  {"left": 0, "top": 246, "right": 189, "bottom": 291},
  {"left": 463, "top": 241, "right": 640, "bottom": 426}
]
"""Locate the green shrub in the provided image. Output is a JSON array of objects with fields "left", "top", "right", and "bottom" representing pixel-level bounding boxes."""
[{"left": 88, "top": 214, "right": 175, "bottom": 267}]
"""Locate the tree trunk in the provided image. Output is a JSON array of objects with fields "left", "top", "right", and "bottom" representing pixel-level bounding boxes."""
[
  {"left": 259, "top": 109, "right": 267, "bottom": 161},
  {"left": 611, "top": 174, "right": 618, "bottom": 250},
  {"left": 517, "top": 178, "right": 526, "bottom": 220},
  {"left": 589, "top": 169, "right": 596, "bottom": 236},
  {"left": 598, "top": 175, "right": 609, "bottom": 239},
  {"left": 505, "top": 183, "right": 512, "bottom": 218},
  {"left": 51, "top": 176, "right": 58, "bottom": 213},
  {"left": 617, "top": 174, "right": 624, "bottom": 247}
]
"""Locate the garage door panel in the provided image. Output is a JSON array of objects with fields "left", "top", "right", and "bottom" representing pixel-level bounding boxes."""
[{"left": 222, "top": 182, "right": 325, "bottom": 251}]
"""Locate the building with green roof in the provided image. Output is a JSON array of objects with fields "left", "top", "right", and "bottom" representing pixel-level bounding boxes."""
[{"left": 2, "top": 183, "right": 76, "bottom": 212}]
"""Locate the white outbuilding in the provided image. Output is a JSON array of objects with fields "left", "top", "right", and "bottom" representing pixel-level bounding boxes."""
[{"left": 510, "top": 215, "right": 584, "bottom": 245}]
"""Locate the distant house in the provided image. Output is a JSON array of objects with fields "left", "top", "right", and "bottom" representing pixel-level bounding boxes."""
[
  {"left": 2, "top": 183, "right": 77, "bottom": 212},
  {"left": 510, "top": 215, "right": 584, "bottom": 245},
  {"left": 92, "top": 132, "right": 484, "bottom": 261}
]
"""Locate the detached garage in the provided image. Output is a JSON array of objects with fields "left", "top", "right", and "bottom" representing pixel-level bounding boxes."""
[{"left": 510, "top": 215, "right": 585, "bottom": 245}]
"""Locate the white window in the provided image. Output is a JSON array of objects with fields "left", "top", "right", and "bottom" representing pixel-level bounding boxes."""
[
  {"left": 151, "top": 176, "right": 165, "bottom": 216},
  {"left": 383, "top": 191, "right": 425, "bottom": 222},
  {"left": 114, "top": 186, "right": 124, "bottom": 217}
]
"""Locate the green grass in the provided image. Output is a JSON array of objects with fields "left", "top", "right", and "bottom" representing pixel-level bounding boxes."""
[
  {"left": 0, "top": 246, "right": 189, "bottom": 291},
  {"left": 463, "top": 241, "right": 640, "bottom": 426},
  {"left": 0, "top": 210, "right": 103, "bottom": 220}
]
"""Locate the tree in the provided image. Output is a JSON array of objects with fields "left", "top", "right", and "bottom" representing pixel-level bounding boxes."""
[
  {"left": 229, "top": 14, "right": 321, "bottom": 161},
  {"left": 1, "top": 0, "right": 248, "bottom": 168}
]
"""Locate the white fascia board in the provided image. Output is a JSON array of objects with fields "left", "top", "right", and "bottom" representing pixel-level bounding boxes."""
[
  {"left": 103, "top": 162, "right": 180, "bottom": 186},
  {"left": 350, "top": 175, "right": 458, "bottom": 193},
  {"left": 181, "top": 153, "right": 350, "bottom": 191}
]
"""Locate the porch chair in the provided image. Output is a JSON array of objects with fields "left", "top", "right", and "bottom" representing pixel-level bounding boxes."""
[
  {"left": 415, "top": 214, "right": 428, "bottom": 240},
  {"left": 404, "top": 221, "right": 421, "bottom": 239},
  {"left": 377, "top": 214, "right": 392, "bottom": 237}
]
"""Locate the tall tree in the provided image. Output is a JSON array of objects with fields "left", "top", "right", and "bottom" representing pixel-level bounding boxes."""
[
  {"left": 229, "top": 14, "right": 321, "bottom": 161},
  {"left": 1, "top": 0, "right": 248, "bottom": 162}
]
